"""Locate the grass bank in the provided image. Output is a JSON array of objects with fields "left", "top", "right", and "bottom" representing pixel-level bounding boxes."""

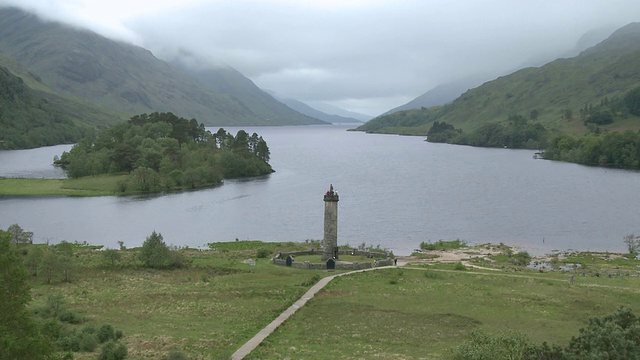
[
  {"left": 0, "top": 174, "right": 221, "bottom": 196},
  {"left": 0, "top": 176, "right": 127, "bottom": 196}
]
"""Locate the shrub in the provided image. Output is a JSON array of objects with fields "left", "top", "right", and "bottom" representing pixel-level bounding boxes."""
[
  {"left": 79, "top": 332, "right": 98, "bottom": 352},
  {"left": 164, "top": 350, "right": 189, "bottom": 360},
  {"left": 139, "top": 231, "right": 190, "bottom": 269},
  {"left": 256, "top": 248, "right": 270, "bottom": 258},
  {"left": 453, "top": 329, "right": 532, "bottom": 360},
  {"left": 510, "top": 251, "right": 532, "bottom": 267},
  {"left": 454, "top": 262, "right": 468, "bottom": 271},
  {"left": 97, "top": 324, "right": 115, "bottom": 343},
  {"left": 98, "top": 341, "right": 128, "bottom": 360}
]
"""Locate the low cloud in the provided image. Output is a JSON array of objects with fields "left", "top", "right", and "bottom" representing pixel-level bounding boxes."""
[{"left": 2, "top": 0, "right": 640, "bottom": 115}]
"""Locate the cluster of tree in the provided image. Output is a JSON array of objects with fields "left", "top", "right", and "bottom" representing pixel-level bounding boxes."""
[
  {"left": 0, "top": 66, "right": 89, "bottom": 149},
  {"left": 578, "top": 86, "right": 640, "bottom": 127},
  {"left": 34, "top": 295, "right": 128, "bottom": 359},
  {"left": 425, "top": 121, "right": 461, "bottom": 143},
  {"left": 453, "top": 307, "right": 640, "bottom": 359},
  {"left": 54, "top": 112, "right": 273, "bottom": 193},
  {"left": 543, "top": 130, "right": 640, "bottom": 169},
  {"left": 426, "top": 116, "right": 548, "bottom": 149},
  {"left": 139, "top": 231, "right": 191, "bottom": 269},
  {"left": 356, "top": 105, "right": 447, "bottom": 134},
  {"left": 623, "top": 234, "right": 640, "bottom": 254},
  {"left": 0, "top": 225, "right": 128, "bottom": 359}
]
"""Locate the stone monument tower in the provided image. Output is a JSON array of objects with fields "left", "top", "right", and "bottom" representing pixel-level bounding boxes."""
[{"left": 322, "top": 184, "right": 339, "bottom": 261}]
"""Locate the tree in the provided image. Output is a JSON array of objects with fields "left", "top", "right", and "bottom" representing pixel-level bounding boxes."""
[
  {"left": 255, "top": 137, "right": 271, "bottom": 163},
  {"left": 139, "top": 231, "right": 171, "bottom": 269},
  {"left": 7, "top": 223, "right": 33, "bottom": 247},
  {"left": 0, "top": 230, "right": 53, "bottom": 359},
  {"left": 563, "top": 307, "right": 640, "bottom": 358},
  {"left": 55, "top": 241, "right": 75, "bottom": 282},
  {"left": 102, "top": 249, "right": 122, "bottom": 268},
  {"left": 623, "top": 234, "right": 640, "bottom": 254}
]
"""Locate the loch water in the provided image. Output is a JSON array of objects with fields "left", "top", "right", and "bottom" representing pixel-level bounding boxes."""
[{"left": 1, "top": 124, "right": 639, "bottom": 255}]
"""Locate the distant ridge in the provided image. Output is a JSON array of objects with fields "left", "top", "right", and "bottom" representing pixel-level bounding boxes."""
[
  {"left": 271, "top": 94, "right": 363, "bottom": 124},
  {"left": 0, "top": 7, "right": 326, "bottom": 126}
]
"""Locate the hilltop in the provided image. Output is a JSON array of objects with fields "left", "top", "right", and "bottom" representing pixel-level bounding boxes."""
[
  {"left": 0, "top": 7, "right": 325, "bottom": 129},
  {"left": 357, "top": 22, "right": 640, "bottom": 137}
]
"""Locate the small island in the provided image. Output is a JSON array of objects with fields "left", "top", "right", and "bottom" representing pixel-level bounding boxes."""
[{"left": 1, "top": 112, "right": 274, "bottom": 196}]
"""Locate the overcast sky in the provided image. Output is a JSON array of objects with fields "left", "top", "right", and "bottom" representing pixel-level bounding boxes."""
[{"left": 3, "top": 0, "right": 640, "bottom": 116}]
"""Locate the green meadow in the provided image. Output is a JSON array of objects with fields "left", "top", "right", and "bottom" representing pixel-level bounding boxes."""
[{"left": 27, "top": 242, "right": 640, "bottom": 359}]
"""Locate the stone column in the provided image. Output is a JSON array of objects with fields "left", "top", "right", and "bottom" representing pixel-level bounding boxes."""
[{"left": 322, "top": 184, "right": 339, "bottom": 261}]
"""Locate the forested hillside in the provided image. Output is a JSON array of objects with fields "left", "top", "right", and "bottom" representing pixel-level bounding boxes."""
[
  {"left": 0, "top": 66, "right": 91, "bottom": 149},
  {"left": 357, "top": 22, "right": 640, "bottom": 137}
]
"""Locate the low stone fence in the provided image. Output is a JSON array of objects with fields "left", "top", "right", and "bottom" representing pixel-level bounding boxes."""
[
  {"left": 272, "top": 255, "right": 393, "bottom": 270},
  {"left": 275, "top": 249, "right": 388, "bottom": 260}
]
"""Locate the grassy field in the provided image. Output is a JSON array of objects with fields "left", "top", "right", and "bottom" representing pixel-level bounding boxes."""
[
  {"left": 0, "top": 176, "right": 125, "bottom": 196},
  {"left": 29, "top": 242, "right": 640, "bottom": 359},
  {"left": 0, "top": 174, "right": 221, "bottom": 197},
  {"left": 249, "top": 267, "right": 640, "bottom": 359}
]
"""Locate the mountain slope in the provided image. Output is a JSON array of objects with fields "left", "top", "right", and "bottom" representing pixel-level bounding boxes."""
[
  {"left": 358, "top": 22, "right": 640, "bottom": 135},
  {"left": 172, "top": 63, "right": 327, "bottom": 125},
  {"left": 0, "top": 7, "right": 322, "bottom": 126},
  {"left": 0, "top": 65, "right": 90, "bottom": 148},
  {"left": 382, "top": 76, "right": 489, "bottom": 115}
]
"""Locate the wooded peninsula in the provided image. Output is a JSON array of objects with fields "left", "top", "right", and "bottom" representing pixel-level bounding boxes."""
[{"left": 0, "top": 112, "right": 274, "bottom": 196}]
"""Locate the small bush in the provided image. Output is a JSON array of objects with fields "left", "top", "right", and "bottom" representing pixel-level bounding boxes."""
[
  {"left": 98, "top": 340, "right": 128, "bottom": 360},
  {"left": 423, "top": 270, "right": 441, "bottom": 279},
  {"left": 510, "top": 251, "right": 532, "bottom": 266},
  {"left": 420, "top": 239, "right": 468, "bottom": 251},
  {"left": 256, "top": 248, "right": 270, "bottom": 258},
  {"left": 59, "top": 309, "right": 84, "bottom": 324},
  {"left": 97, "top": 324, "right": 115, "bottom": 343},
  {"left": 164, "top": 349, "right": 189, "bottom": 360},
  {"left": 454, "top": 262, "right": 468, "bottom": 271},
  {"left": 79, "top": 332, "right": 98, "bottom": 352},
  {"left": 300, "top": 274, "right": 320, "bottom": 287}
]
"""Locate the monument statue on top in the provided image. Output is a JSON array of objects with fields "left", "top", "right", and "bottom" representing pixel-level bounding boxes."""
[{"left": 322, "top": 184, "right": 339, "bottom": 261}]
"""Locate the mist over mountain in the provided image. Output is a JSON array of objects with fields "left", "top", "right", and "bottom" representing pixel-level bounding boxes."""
[
  {"left": 268, "top": 93, "right": 363, "bottom": 124},
  {"left": 357, "top": 22, "right": 640, "bottom": 135},
  {"left": 382, "top": 75, "right": 491, "bottom": 115},
  {"left": 303, "top": 101, "right": 372, "bottom": 122},
  {"left": 0, "top": 7, "right": 324, "bottom": 127},
  {"left": 383, "top": 26, "right": 619, "bottom": 117}
]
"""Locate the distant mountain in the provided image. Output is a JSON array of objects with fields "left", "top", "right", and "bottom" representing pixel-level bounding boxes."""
[
  {"left": 383, "top": 75, "right": 490, "bottom": 115},
  {"left": 304, "top": 101, "right": 372, "bottom": 122},
  {"left": 270, "top": 95, "right": 363, "bottom": 124},
  {"left": 0, "top": 7, "right": 324, "bottom": 127},
  {"left": 357, "top": 22, "right": 640, "bottom": 135}
]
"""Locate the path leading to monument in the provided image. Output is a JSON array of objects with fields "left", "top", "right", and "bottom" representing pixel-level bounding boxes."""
[
  {"left": 231, "top": 253, "right": 569, "bottom": 360},
  {"left": 229, "top": 265, "right": 396, "bottom": 360}
]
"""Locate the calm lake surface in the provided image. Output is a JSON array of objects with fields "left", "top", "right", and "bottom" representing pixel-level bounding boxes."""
[{"left": 1, "top": 125, "right": 638, "bottom": 255}]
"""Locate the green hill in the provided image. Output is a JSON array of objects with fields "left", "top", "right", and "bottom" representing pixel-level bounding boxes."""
[
  {"left": 0, "top": 8, "right": 325, "bottom": 127},
  {"left": 357, "top": 22, "right": 640, "bottom": 137},
  {"left": 0, "top": 63, "right": 125, "bottom": 149}
]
